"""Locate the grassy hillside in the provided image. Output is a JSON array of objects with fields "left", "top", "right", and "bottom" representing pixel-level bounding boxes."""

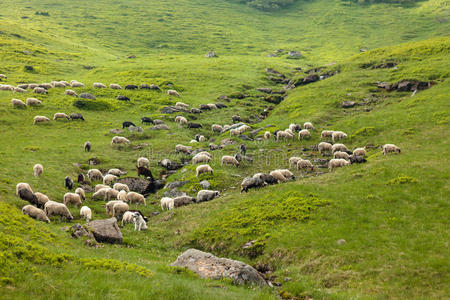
[{"left": 0, "top": 0, "right": 449, "bottom": 298}]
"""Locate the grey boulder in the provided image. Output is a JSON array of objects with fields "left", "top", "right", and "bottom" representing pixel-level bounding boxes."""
[{"left": 86, "top": 218, "right": 123, "bottom": 244}]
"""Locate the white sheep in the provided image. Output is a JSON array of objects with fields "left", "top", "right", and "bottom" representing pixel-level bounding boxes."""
[
  {"left": 71, "top": 80, "right": 84, "bottom": 87},
  {"left": 195, "top": 151, "right": 212, "bottom": 158},
  {"left": 304, "top": 122, "right": 314, "bottom": 130},
  {"left": 175, "top": 144, "right": 192, "bottom": 154},
  {"left": 14, "top": 87, "right": 27, "bottom": 93},
  {"left": 26, "top": 98, "right": 42, "bottom": 106},
  {"left": 332, "top": 143, "right": 348, "bottom": 153},
  {"left": 334, "top": 151, "right": 350, "bottom": 160},
  {"left": 127, "top": 192, "right": 146, "bottom": 205},
  {"left": 16, "top": 182, "right": 32, "bottom": 195},
  {"left": 276, "top": 131, "right": 293, "bottom": 141},
  {"left": 113, "top": 183, "right": 130, "bottom": 193},
  {"left": 318, "top": 142, "right": 332, "bottom": 154},
  {"left": 321, "top": 130, "right": 334, "bottom": 139},
  {"left": 289, "top": 156, "right": 302, "bottom": 168},
  {"left": 108, "top": 169, "right": 127, "bottom": 177},
  {"left": 106, "top": 200, "right": 123, "bottom": 215},
  {"left": 160, "top": 197, "right": 174, "bottom": 210},
  {"left": 121, "top": 211, "right": 135, "bottom": 226},
  {"left": 264, "top": 131, "right": 271, "bottom": 140},
  {"left": 289, "top": 123, "right": 297, "bottom": 132},
  {"left": 332, "top": 131, "right": 347, "bottom": 142},
  {"left": 221, "top": 155, "right": 239, "bottom": 167},
  {"left": 137, "top": 157, "right": 150, "bottom": 168},
  {"left": 175, "top": 101, "right": 189, "bottom": 109},
  {"left": 269, "top": 170, "right": 287, "bottom": 183},
  {"left": 211, "top": 124, "right": 223, "bottom": 133},
  {"left": 40, "top": 83, "right": 53, "bottom": 89},
  {"left": 175, "top": 115, "right": 188, "bottom": 125},
  {"left": 52, "top": 81, "right": 66, "bottom": 88},
  {"left": 93, "top": 82, "right": 107, "bottom": 88},
  {"left": 285, "top": 128, "right": 294, "bottom": 136},
  {"left": 297, "top": 159, "right": 314, "bottom": 171},
  {"left": 353, "top": 147, "right": 367, "bottom": 157},
  {"left": 111, "top": 136, "right": 130, "bottom": 145},
  {"left": 192, "top": 154, "right": 211, "bottom": 164},
  {"left": 44, "top": 201, "right": 73, "bottom": 221},
  {"left": 33, "top": 87, "right": 47, "bottom": 94},
  {"left": 196, "top": 164, "right": 213, "bottom": 177},
  {"left": 64, "top": 89, "right": 78, "bottom": 97},
  {"left": 88, "top": 169, "right": 104, "bottom": 181},
  {"left": 75, "top": 187, "right": 86, "bottom": 201},
  {"left": 278, "top": 169, "right": 295, "bottom": 180},
  {"left": 80, "top": 206, "right": 92, "bottom": 222},
  {"left": 238, "top": 125, "right": 250, "bottom": 134},
  {"left": 28, "top": 84, "right": 39, "bottom": 89},
  {"left": 328, "top": 158, "right": 350, "bottom": 171},
  {"left": 109, "top": 83, "right": 122, "bottom": 89},
  {"left": 198, "top": 135, "right": 206, "bottom": 142},
  {"left": 63, "top": 192, "right": 82, "bottom": 207},
  {"left": 223, "top": 125, "right": 231, "bottom": 130},
  {"left": 103, "top": 174, "right": 118, "bottom": 186},
  {"left": 22, "top": 205, "right": 50, "bottom": 223},
  {"left": 93, "top": 187, "right": 118, "bottom": 201},
  {"left": 190, "top": 139, "right": 198, "bottom": 143},
  {"left": 53, "top": 113, "right": 69, "bottom": 120},
  {"left": 33, "top": 164, "right": 43, "bottom": 177},
  {"left": 11, "top": 98, "right": 26, "bottom": 108},
  {"left": 196, "top": 190, "right": 220, "bottom": 203},
  {"left": 132, "top": 213, "right": 147, "bottom": 231},
  {"left": 167, "top": 89, "right": 180, "bottom": 96},
  {"left": 230, "top": 128, "right": 240, "bottom": 136},
  {"left": 117, "top": 190, "right": 127, "bottom": 201},
  {"left": 112, "top": 202, "right": 129, "bottom": 219},
  {"left": 382, "top": 144, "right": 401, "bottom": 155},
  {"left": 298, "top": 129, "right": 311, "bottom": 140},
  {"left": 34, "top": 192, "right": 49, "bottom": 208}
]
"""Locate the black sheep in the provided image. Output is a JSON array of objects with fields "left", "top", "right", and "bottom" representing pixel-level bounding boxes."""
[
  {"left": 122, "top": 121, "right": 136, "bottom": 128},
  {"left": 240, "top": 144, "right": 247, "bottom": 156},
  {"left": 18, "top": 188, "right": 39, "bottom": 207},
  {"left": 141, "top": 117, "right": 153, "bottom": 124},
  {"left": 349, "top": 155, "right": 367, "bottom": 164},
  {"left": 117, "top": 95, "right": 130, "bottom": 101},
  {"left": 84, "top": 141, "right": 91, "bottom": 152},
  {"left": 125, "top": 84, "right": 138, "bottom": 90},
  {"left": 187, "top": 122, "right": 202, "bottom": 129},
  {"left": 65, "top": 176, "right": 73, "bottom": 190},
  {"left": 70, "top": 113, "right": 84, "bottom": 121},
  {"left": 137, "top": 167, "right": 154, "bottom": 180},
  {"left": 77, "top": 173, "right": 85, "bottom": 183}
]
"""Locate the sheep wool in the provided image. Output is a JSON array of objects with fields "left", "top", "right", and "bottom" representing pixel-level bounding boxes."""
[
  {"left": 22, "top": 205, "right": 50, "bottom": 223},
  {"left": 196, "top": 164, "right": 213, "bottom": 177},
  {"left": 33, "top": 164, "right": 43, "bottom": 177},
  {"left": 80, "top": 206, "right": 92, "bottom": 222}
]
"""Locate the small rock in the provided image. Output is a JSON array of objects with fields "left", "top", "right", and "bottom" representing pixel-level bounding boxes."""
[
  {"left": 341, "top": 101, "right": 356, "bottom": 108},
  {"left": 286, "top": 51, "right": 302, "bottom": 59},
  {"left": 200, "top": 180, "right": 210, "bottom": 189},
  {"left": 337, "top": 239, "right": 346, "bottom": 245},
  {"left": 164, "top": 189, "right": 186, "bottom": 198},
  {"left": 70, "top": 224, "right": 92, "bottom": 239},
  {"left": 165, "top": 180, "right": 189, "bottom": 189},
  {"left": 110, "top": 129, "right": 123, "bottom": 134},
  {"left": 205, "top": 51, "right": 218, "bottom": 58},
  {"left": 151, "top": 211, "right": 160, "bottom": 217},
  {"left": 257, "top": 88, "right": 272, "bottom": 93}
]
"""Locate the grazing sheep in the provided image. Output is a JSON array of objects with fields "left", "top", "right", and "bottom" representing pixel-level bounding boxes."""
[
  {"left": 33, "top": 115, "right": 50, "bottom": 125},
  {"left": 285, "top": 128, "right": 294, "bottom": 136},
  {"left": 39, "top": 83, "right": 53, "bottom": 89},
  {"left": 63, "top": 192, "right": 82, "bottom": 207},
  {"left": 132, "top": 212, "right": 147, "bottom": 231},
  {"left": 209, "top": 143, "right": 222, "bottom": 151},
  {"left": 192, "top": 154, "right": 211, "bottom": 164},
  {"left": 106, "top": 200, "right": 123, "bottom": 215},
  {"left": 175, "top": 144, "right": 192, "bottom": 154},
  {"left": 173, "top": 196, "right": 195, "bottom": 208},
  {"left": 298, "top": 129, "right": 311, "bottom": 140},
  {"left": 108, "top": 169, "right": 127, "bottom": 177},
  {"left": 98, "top": 188, "right": 119, "bottom": 201},
  {"left": 353, "top": 147, "right": 367, "bottom": 157},
  {"left": 382, "top": 144, "right": 401, "bottom": 155},
  {"left": 318, "top": 142, "right": 332, "bottom": 154},
  {"left": 94, "top": 184, "right": 109, "bottom": 192},
  {"left": 253, "top": 173, "right": 278, "bottom": 185},
  {"left": 0, "top": 84, "right": 15, "bottom": 91},
  {"left": 328, "top": 158, "right": 350, "bottom": 171},
  {"left": 70, "top": 113, "right": 84, "bottom": 120},
  {"left": 160, "top": 197, "right": 174, "bottom": 210},
  {"left": 26, "top": 98, "right": 42, "bottom": 106},
  {"left": 122, "top": 121, "right": 136, "bottom": 128},
  {"left": 137, "top": 167, "right": 154, "bottom": 179},
  {"left": 269, "top": 170, "right": 287, "bottom": 183},
  {"left": 34, "top": 192, "right": 49, "bottom": 208},
  {"left": 80, "top": 206, "right": 92, "bottom": 222},
  {"left": 332, "top": 143, "right": 348, "bottom": 153},
  {"left": 304, "top": 122, "right": 314, "bottom": 130},
  {"left": 52, "top": 81, "right": 66, "bottom": 88},
  {"left": 44, "top": 201, "right": 73, "bottom": 221},
  {"left": 190, "top": 139, "right": 198, "bottom": 143},
  {"left": 196, "top": 164, "right": 213, "bottom": 177},
  {"left": 16, "top": 182, "right": 32, "bottom": 195},
  {"left": 221, "top": 155, "right": 239, "bottom": 167},
  {"left": 187, "top": 122, "right": 202, "bottom": 129},
  {"left": 14, "top": 87, "right": 27, "bottom": 93},
  {"left": 240, "top": 144, "right": 247, "bottom": 156},
  {"left": 334, "top": 151, "right": 350, "bottom": 160},
  {"left": 332, "top": 131, "right": 347, "bottom": 142},
  {"left": 18, "top": 188, "right": 38, "bottom": 206},
  {"left": 112, "top": 202, "right": 129, "bottom": 219},
  {"left": 297, "top": 159, "right": 314, "bottom": 171},
  {"left": 278, "top": 169, "right": 295, "bottom": 180},
  {"left": 198, "top": 135, "right": 206, "bottom": 142},
  {"left": 232, "top": 115, "right": 241, "bottom": 123},
  {"left": 240, "top": 177, "right": 266, "bottom": 193},
  {"left": 111, "top": 136, "right": 130, "bottom": 145},
  {"left": 195, "top": 151, "right": 212, "bottom": 158},
  {"left": 264, "top": 131, "right": 271, "bottom": 140},
  {"left": 75, "top": 187, "right": 86, "bottom": 201},
  {"left": 153, "top": 119, "right": 165, "bottom": 125},
  {"left": 211, "top": 124, "right": 223, "bottom": 133},
  {"left": 137, "top": 157, "right": 150, "bottom": 168},
  {"left": 88, "top": 169, "right": 104, "bottom": 181},
  {"left": 77, "top": 173, "right": 86, "bottom": 183},
  {"left": 349, "top": 155, "right": 367, "bottom": 164},
  {"left": 93, "top": 82, "right": 106, "bottom": 88},
  {"left": 33, "top": 164, "right": 43, "bottom": 177},
  {"left": 121, "top": 211, "right": 135, "bottom": 226},
  {"left": 103, "top": 174, "right": 118, "bottom": 186},
  {"left": 238, "top": 125, "right": 250, "bottom": 134},
  {"left": 64, "top": 89, "right": 78, "bottom": 97},
  {"left": 196, "top": 190, "right": 220, "bottom": 203},
  {"left": 22, "top": 205, "right": 50, "bottom": 223},
  {"left": 71, "top": 80, "right": 84, "bottom": 87},
  {"left": 110, "top": 83, "right": 122, "bottom": 89},
  {"left": 127, "top": 192, "right": 146, "bottom": 205},
  {"left": 0, "top": 74, "right": 6, "bottom": 79},
  {"left": 117, "top": 190, "right": 127, "bottom": 201},
  {"left": 33, "top": 87, "right": 47, "bottom": 94},
  {"left": 167, "top": 89, "right": 180, "bottom": 96},
  {"left": 230, "top": 128, "right": 240, "bottom": 136},
  {"left": 12, "top": 98, "right": 26, "bottom": 108},
  {"left": 321, "top": 130, "right": 334, "bottom": 139},
  {"left": 28, "top": 84, "right": 39, "bottom": 89},
  {"left": 65, "top": 176, "right": 73, "bottom": 190},
  {"left": 175, "top": 115, "right": 188, "bottom": 125},
  {"left": 113, "top": 183, "right": 130, "bottom": 193},
  {"left": 289, "top": 157, "right": 302, "bottom": 168},
  {"left": 276, "top": 131, "right": 294, "bottom": 141},
  {"left": 53, "top": 113, "right": 69, "bottom": 120},
  {"left": 175, "top": 102, "right": 189, "bottom": 109},
  {"left": 84, "top": 141, "right": 91, "bottom": 152},
  {"left": 141, "top": 117, "right": 153, "bottom": 124}
]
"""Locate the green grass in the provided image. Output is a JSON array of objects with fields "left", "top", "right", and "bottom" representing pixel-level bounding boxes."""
[{"left": 0, "top": 0, "right": 449, "bottom": 298}]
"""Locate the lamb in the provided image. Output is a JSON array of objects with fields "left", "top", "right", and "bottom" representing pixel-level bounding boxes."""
[
  {"left": 80, "top": 206, "right": 92, "bottom": 222},
  {"left": 175, "top": 115, "right": 188, "bottom": 125},
  {"left": 63, "top": 192, "right": 82, "bottom": 207},
  {"left": 53, "top": 113, "right": 69, "bottom": 120},
  {"left": 209, "top": 143, "right": 221, "bottom": 151},
  {"left": 16, "top": 182, "right": 32, "bottom": 195},
  {"left": 108, "top": 169, "right": 127, "bottom": 176},
  {"left": 334, "top": 151, "right": 350, "bottom": 160},
  {"left": 117, "top": 190, "right": 127, "bottom": 201},
  {"left": 127, "top": 192, "right": 146, "bottom": 205},
  {"left": 33, "top": 87, "right": 47, "bottom": 94},
  {"left": 382, "top": 144, "right": 401, "bottom": 155},
  {"left": 137, "top": 167, "right": 154, "bottom": 179},
  {"left": 75, "top": 187, "right": 86, "bottom": 201},
  {"left": 22, "top": 205, "right": 50, "bottom": 223},
  {"left": 44, "top": 201, "right": 73, "bottom": 221},
  {"left": 167, "top": 89, "right": 180, "bottom": 96},
  {"left": 71, "top": 80, "right": 84, "bottom": 87},
  {"left": 137, "top": 157, "right": 150, "bottom": 168},
  {"left": 93, "top": 82, "right": 107, "bottom": 88},
  {"left": 192, "top": 154, "right": 211, "bottom": 164},
  {"left": 12, "top": 98, "right": 26, "bottom": 108},
  {"left": 304, "top": 122, "right": 314, "bottom": 130},
  {"left": 110, "top": 83, "right": 122, "bottom": 89},
  {"left": 34, "top": 192, "right": 50, "bottom": 208},
  {"left": 328, "top": 158, "right": 350, "bottom": 171},
  {"left": 112, "top": 202, "right": 129, "bottom": 219},
  {"left": 278, "top": 169, "right": 295, "bottom": 180},
  {"left": 175, "top": 144, "right": 192, "bottom": 154},
  {"left": 221, "top": 155, "right": 239, "bottom": 167},
  {"left": 132, "top": 212, "right": 147, "bottom": 231},
  {"left": 70, "top": 113, "right": 84, "bottom": 121},
  {"left": 84, "top": 141, "right": 91, "bottom": 152},
  {"left": 289, "top": 157, "right": 302, "bottom": 168},
  {"left": 111, "top": 136, "right": 130, "bottom": 145},
  {"left": 332, "top": 131, "right": 347, "bottom": 142},
  {"left": 297, "top": 159, "right": 314, "bottom": 171},
  {"left": 65, "top": 176, "right": 73, "bottom": 190},
  {"left": 230, "top": 128, "right": 240, "bottom": 136},
  {"left": 211, "top": 124, "right": 223, "bottom": 133},
  {"left": 298, "top": 129, "right": 311, "bottom": 140},
  {"left": 106, "top": 200, "right": 123, "bottom": 215},
  {"left": 121, "top": 211, "right": 135, "bottom": 226},
  {"left": 26, "top": 98, "right": 42, "bottom": 106},
  {"left": 240, "top": 177, "right": 266, "bottom": 193},
  {"left": 18, "top": 188, "right": 39, "bottom": 206},
  {"left": 269, "top": 170, "right": 287, "bottom": 183},
  {"left": 318, "top": 142, "right": 332, "bottom": 154},
  {"left": 173, "top": 196, "right": 195, "bottom": 208},
  {"left": 64, "top": 89, "right": 78, "bottom": 97},
  {"left": 276, "top": 131, "right": 294, "bottom": 141},
  {"left": 332, "top": 143, "right": 348, "bottom": 153},
  {"left": 196, "top": 190, "right": 220, "bottom": 203},
  {"left": 33, "top": 164, "right": 43, "bottom": 177},
  {"left": 196, "top": 164, "right": 213, "bottom": 177},
  {"left": 353, "top": 147, "right": 367, "bottom": 157},
  {"left": 113, "top": 183, "right": 130, "bottom": 193},
  {"left": 264, "top": 131, "right": 271, "bottom": 140},
  {"left": 321, "top": 130, "right": 334, "bottom": 139},
  {"left": 160, "top": 197, "right": 174, "bottom": 210},
  {"left": 88, "top": 169, "right": 104, "bottom": 181}
]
